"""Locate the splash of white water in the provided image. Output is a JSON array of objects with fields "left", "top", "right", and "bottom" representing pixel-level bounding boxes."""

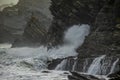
[
  {"left": 5, "top": 24, "right": 90, "bottom": 59},
  {"left": 0, "top": 24, "right": 90, "bottom": 72},
  {"left": 0, "top": 24, "right": 90, "bottom": 80}
]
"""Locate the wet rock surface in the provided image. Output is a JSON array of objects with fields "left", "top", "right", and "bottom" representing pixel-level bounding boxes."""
[
  {"left": 47, "top": 0, "right": 120, "bottom": 57},
  {"left": 47, "top": 0, "right": 106, "bottom": 47},
  {"left": 48, "top": 55, "right": 120, "bottom": 75},
  {"left": 0, "top": 0, "right": 52, "bottom": 46},
  {"left": 68, "top": 72, "right": 105, "bottom": 80},
  {"left": 0, "top": 0, "right": 120, "bottom": 79},
  {"left": 76, "top": 0, "right": 120, "bottom": 58},
  {"left": 108, "top": 71, "right": 120, "bottom": 80}
]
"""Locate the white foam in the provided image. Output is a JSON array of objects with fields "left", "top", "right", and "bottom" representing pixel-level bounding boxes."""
[
  {"left": 0, "top": 24, "right": 90, "bottom": 80},
  {"left": 0, "top": 43, "right": 12, "bottom": 48},
  {"left": 4, "top": 24, "right": 90, "bottom": 59}
]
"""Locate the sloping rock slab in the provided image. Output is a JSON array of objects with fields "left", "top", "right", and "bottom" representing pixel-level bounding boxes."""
[
  {"left": 68, "top": 72, "right": 105, "bottom": 80},
  {"left": 108, "top": 71, "right": 120, "bottom": 80}
]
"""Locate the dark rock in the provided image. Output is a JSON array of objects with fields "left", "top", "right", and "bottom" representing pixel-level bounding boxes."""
[
  {"left": 108, "top": 71, "right": 120, "bottom": 80},
  {"left": 0, "top": 0, "right": 52, "bottom": 46},
  {"left": 76, "top": 0, "right": 120, "bottom": 60},
  {"left": 48, "top": 55, "right": 119, "bottom": 75},
  {"left": 47, "top": 58, "right": 63, "bottom": 70},
  {"left": 68, "top": 72, "right": 102, "bottom": 80},
  {"left": 47, "top": 0, "right": 120, "bottom": 65},
  {"left": 64, "top": 72, "right": 69, "bottom": 74},
  {"left": 68, "top": 75, "right": 80, "bottom": 80},
  {"left": 0, "top": 25, "right": 13, "bottom": 43},
  {"left": 12, "top": 14, "right": 48, "bottom": 47},
  {"left": 47, "top": 0, "right": 107, "bottom": 47},
  {"left": 48, "top": 56, "right": 79, "bottom": 70},
  {"left": 41, "top": 70, "right": 50, "bottom": 73}
]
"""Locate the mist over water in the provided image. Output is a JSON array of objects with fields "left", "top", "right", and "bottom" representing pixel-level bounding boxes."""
[{"left": 5, "top": 24, "right": 90, "bottom": 59}]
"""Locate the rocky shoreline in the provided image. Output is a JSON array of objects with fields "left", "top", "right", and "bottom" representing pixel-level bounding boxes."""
[{"left": 0, "top": 0, "right": 120, "bottom": 79}]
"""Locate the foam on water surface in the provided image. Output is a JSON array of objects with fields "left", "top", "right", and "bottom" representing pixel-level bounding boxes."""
[
  {"left": 0, "top": 24, "right": 90, "bottom": 80},
  {"left": 4, "top": 24, "right": 90, "bottom": 59},
  {"left": 0, "top": 43, "right": 12, "bottom": 49}
]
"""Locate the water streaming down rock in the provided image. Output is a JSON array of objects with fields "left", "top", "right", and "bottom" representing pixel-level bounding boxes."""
[
  {"left": 87, "top": 55, "right": 120, "bottom": 75},
  {"left": 72, "top": 58, "right": 77, "bottom": 71},
  {"left": 83, "top": 58, "right": 89, "bottom": 72},
  {"left": 87, "top": 55, "right": 106, "bottom": 75},
  {"left": 109, "top": 58, "right": 119, "bottom": 75},
  {"left": 54, "top": 55, "right": 120, "bottom": 75},
  {"left": 55, "top": 59, "right": 67, "bottom": 70}
]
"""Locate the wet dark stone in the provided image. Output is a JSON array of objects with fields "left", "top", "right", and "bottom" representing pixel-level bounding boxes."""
[
  {"left": 68, "top": 72, "right": 101, "bottom": 80},
  {"left": 41, "top": 70, "right": 51, "bottom": 73},
  {"left": 64, "top": 72, "right": 69, "bottom": 74},
  {"left": 47, "top": 58, "right": 63, "bottom": 70},
  {"left": 108, "top": 71, "right": 120, "bottom": 80}
]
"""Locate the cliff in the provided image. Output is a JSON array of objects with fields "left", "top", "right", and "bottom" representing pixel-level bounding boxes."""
[
  {"left": 48, "top": 0, "right": 120, "bottom": 57},
  {"left": 0, "top": 0, "right": 52, "bottom": 46},
  {"left": 77, "top": 0, "right": 120, "bottom": 57},
  {"left": 47, "top": 0, "right": 120, "bottom": 74}
]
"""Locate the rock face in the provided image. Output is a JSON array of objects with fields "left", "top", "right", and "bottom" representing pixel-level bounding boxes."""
[
  {"left": 49, "top": 0, "right": 120, "bottom": 54},
  {"left": 47, "top": 0, "right": 106, "bottom": 47},
  {"left": 68, "top": 72, "right": 104, "bottom": 80},
  {"left": 47, "top": 0, "right": 120, "bottom": 75},
  {"left": 23, "top": 15, "right": 47, "bottom": 42},
  {"left": 77, "top": 0, "right": 120, "bottom": 57},
  {"left": 48, "top": 55, "right": 119, "bottom": 75},
  {"left": 0, "top": 25, "right": 13, "bottom": 43},
  {"left": 0, "top": 0, "right": 52, "bottom": 46},
  {"left": 68, "top": 71, "right": 120, "bottom": 80},
  {"left": 108, "top": 71, "right": 120, "bottom": 80},
  {"left": 12, "top": 14, "right": 48, "bottom": 47}
]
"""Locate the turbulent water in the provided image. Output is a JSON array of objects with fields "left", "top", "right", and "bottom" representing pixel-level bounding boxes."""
[
  {"left": 1, "top": 24, "right": 118, "bottom": 80},
  {"left": 0, "top": 24, "right": 90, "bottom": 80}
]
